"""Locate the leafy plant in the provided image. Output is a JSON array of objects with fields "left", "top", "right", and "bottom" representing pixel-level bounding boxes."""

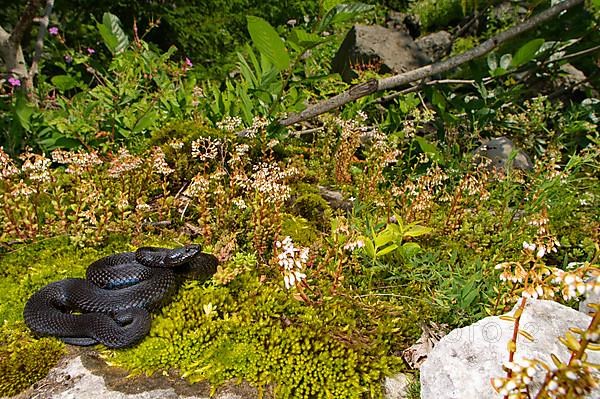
[{"left": 361, "top": 216, "right": 433, "bottom": 262}]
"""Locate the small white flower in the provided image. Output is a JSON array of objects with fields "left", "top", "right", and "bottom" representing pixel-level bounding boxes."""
[
  {"left": 536, "top": 246, "right": 546, "bottom": 258},
  {"left": 564, "top": 274, "right": 575, "bottom": 286},
  {"left": 565, "top": 370, "right": 578, "bottom": 380}
]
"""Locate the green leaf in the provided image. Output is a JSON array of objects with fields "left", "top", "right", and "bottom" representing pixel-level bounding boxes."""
[
  {"left": 318, "top": 3, "right": 375, "bottom": 32},
  {"left": 376, "top": 244, "right": 398, "bottom": 257},
  {"left": 403, "top": 225, "right": 433, "bottom": 238},
  {"left": 499, "top": 53, "right": 512, "bottom": 70},
  {"left": 414, "top": 136, "right": 442, "bottom": 163},
  {"left": 98, "top": 12, "right": 129, "bottom": 54},
  {"left": 288, "top": 28, "right": 325, "bottom": 49},
  {"left": 487, "top": 53, "right": 497, "bottom": 71},
  {"left": 511, "top": 38, "right": 545, "bottom": 67},
  {"left": 14, "top": 93, "right": 34, "bottom": 131},
  {"left": 132, "top": 110, "right": 158, "bottom": 133},
  {"left": 462, "top": 288, "right": 479, "bottom": 307},
  {"left": 373, "top": 229, "right": 394, "bottom": 249},
  {"left": 362, "top": 237, "right": 376, "bottom": 259},
  {"left": 51, "top": 75, "right": 79, "bottom": 91},
  {"left": 400, "top": 242, "right": 421, "bottom": 258},
  {"left": 246, "top": 16, "right": 290, "bottom": 71}
]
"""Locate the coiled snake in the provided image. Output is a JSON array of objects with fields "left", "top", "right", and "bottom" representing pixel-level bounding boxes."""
[{"left": 23, "top": 245, "right": 218, "bottom": 348}]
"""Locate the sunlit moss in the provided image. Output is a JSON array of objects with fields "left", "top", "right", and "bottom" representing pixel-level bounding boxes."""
[
  {"left": 105, "top": 267, "right": 406, "bottom": 398},
  {"left": 0, "top": 323, "right": 66, "bottom": 397}
]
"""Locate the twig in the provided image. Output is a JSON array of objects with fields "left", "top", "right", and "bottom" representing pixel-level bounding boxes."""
[
  {"left": 27, "top": 0, "right": 55, "bottom": 96},
  {"left": 373, "top": 79, "right": 479, "bottom": 105},
  {"left": 544, "top": 43, "right": 600, "bottom": 64},
  {"left": 278, "top": 0, "right": 584, "bottom": 127},
  {"left": 8, "top": 0, "right": 42, "bottom": 46}
]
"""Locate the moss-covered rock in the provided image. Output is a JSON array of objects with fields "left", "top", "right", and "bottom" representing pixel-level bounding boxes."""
[{"left": 291, "top": 193, "right": 333, "bottom": 232}]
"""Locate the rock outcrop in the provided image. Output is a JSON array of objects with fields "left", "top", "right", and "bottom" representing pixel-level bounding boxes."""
[
  {"left": 420, "top": 299, "right": 599, "bottom": 399},
  {"left": 332, "top": 25, "right": 430, "bottom": 83}
]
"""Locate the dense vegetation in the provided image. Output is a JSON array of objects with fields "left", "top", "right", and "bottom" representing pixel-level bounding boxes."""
[{"left": 1, "top": 0, "right": 599, "bottom": 398}]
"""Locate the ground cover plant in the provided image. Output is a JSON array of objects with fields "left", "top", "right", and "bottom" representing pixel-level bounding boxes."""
[{"left": 1, "top": 0, "right": 599, "bottom": 398}]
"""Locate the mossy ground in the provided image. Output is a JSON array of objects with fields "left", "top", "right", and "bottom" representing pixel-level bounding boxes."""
[{"left": 0, "top": 237, "right": 420, "bottom": 398}]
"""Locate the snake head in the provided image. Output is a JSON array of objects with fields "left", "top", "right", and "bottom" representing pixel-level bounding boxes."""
[{"left": 136, "top": 244, "right": 202, "bottom": 267}]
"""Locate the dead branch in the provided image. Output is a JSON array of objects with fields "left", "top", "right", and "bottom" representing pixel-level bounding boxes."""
[
  {"left": 278, "top": 0, "right": 584, "bottom": 127},
  {"left": 28, "top": 0, "right": 55, "bottom": 94}
]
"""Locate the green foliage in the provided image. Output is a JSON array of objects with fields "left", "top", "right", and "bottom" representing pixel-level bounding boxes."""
[
  {"left": 96, "top": 12, "right": 130, "bottom": 55},
  {"left": 201, "top": 4, "right": 374, "bottom": 126},
  {"left": 1, "top": 14, "right": 201, "bottom": 153},
  {"left": 246, "top": 16, "right": 290, "bottom": 71},
  {"left": 409, "top": 0, "right": 495, "bottom": 31},
  {"left": 361, "top": 217, "right": 432, "bottom": 262}
]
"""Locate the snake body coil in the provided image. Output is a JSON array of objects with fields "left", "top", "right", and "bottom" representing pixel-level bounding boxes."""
[{"left": 23, "top": 245, "right": 217, "bottom": 348}]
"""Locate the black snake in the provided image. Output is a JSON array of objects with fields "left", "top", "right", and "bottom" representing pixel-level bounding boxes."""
[{"left": 23, "top": 245, "right": 218, "bottom": 348}]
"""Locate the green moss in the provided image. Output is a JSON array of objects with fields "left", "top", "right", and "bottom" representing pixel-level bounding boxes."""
[
  {"left": 292, "top": 193, "right": 332, "bottom": 232},
  {"left": 281, "top": 215, "right": 319, "bottom": 246},
  {"left": 106, "top": 268, "right": 405, "bottom": 398},
  {"left": 0, "top": 323, "right": 66, "bottom": 396}
]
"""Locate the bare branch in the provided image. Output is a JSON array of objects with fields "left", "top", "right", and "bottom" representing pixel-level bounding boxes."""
[
  {"left": 278, "top": 0, "right": 584, "bottom": 127},
  {"left": 28, "top": 0, "right": 55, "bottom": 93},
  {"left": 9, "top": 0, "right": 43, "bottom": 47}
]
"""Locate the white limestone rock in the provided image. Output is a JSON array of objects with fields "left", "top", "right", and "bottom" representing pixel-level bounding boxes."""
[{"left": 420, "top": 299, "right": 599, "bottom": 399}]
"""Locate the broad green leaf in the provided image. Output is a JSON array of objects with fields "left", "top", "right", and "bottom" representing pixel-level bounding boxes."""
[
  {"left": 14, "top": 93, "right": 34, "bottom": 130},
  {"left": 98, "top": 12, "right": 129, "bottom": 54},
  {"left": 289, "top": 28, "right": 325, "bottom": 49},
  {"left": 400, "top": 242, "right": 421, "bottom": 257},
  {"left": 51, "top": 75, "right": 79, "bottom": 91},
  {"left": 414, "top": 136, "right": 442, "bottom": 162},
  {"left": 318, "top": 3, "right": 374, "bottom": 32},
  {"left": 362, "top": 237, "right": 376, "bottom": 259},
  {"left": 246, "top": 16, "right": 290, "bottom": 71},
  {"left": 132, "top": 110, "right": 158, "bottom": 133},
  {"left": 373, "top": 229, "right": 394, "bottom": 248},
  {"left": 499, "top": 53, "right": 512, "bottom": 70},
  {"left": 403, "top": 225, "right": 433, "bottom": 238},
  {"left": 511, "top": 38, "right": 545, "bottom": 67},
  {"left": 376, "top": 244, "right": 398, "bottom": 257}
]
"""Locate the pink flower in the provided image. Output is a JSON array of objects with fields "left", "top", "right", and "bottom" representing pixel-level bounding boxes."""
[
  {"left": 49, "top": 26, "right": 59, "bottom": 36},
  {"left": 185, "top": 57, "right": 193, "bottom": 68},
  {"left": 87, "top": 47, "right": 95, "bottom": 55},
  {"left": 8, "top": 77, "right": 21, "bottom": 87}
]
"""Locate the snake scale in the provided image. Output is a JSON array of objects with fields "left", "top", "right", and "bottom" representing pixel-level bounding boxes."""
[{"left": 23, "top": 245, "right": 218, "bottom": 348}]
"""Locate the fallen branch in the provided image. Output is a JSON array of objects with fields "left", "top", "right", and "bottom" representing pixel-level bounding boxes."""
[{"left": 278, "top": 0, "right": 584, "bottom": 127}]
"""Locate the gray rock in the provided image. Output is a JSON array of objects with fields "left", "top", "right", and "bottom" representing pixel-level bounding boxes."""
[
  {"left": 386, "top": 11, "right": 420, "bottom": 38},
  {"left": 489, "top": 2, "right": 528, "bottom": 23},
  {"left": 474, "top": 136, "right": 533, "bottom": 171},
  {"left": 420, "top": 299, "right": 600, "bottom": 399},
  {"left": 332, "top": 25, "right": 430, "bottom": 83},
  {"left": 415, "top": 31, "right": 452, "bottom": 62},
  {"left": 384, "top": 373, "right": 413, "bottom": 399},
  {"left": 318, "top": 186, "right": 353, "bottom": 211},
  {"left": 9, "top": 349, "right": 259, "bottom": 399}
]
